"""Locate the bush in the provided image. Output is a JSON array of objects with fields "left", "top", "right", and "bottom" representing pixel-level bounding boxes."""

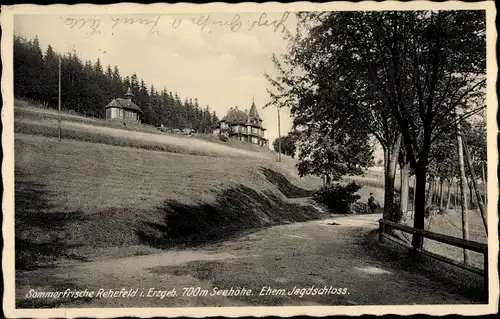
[
  {"left": 219, "top": 135, "right": 228, "bottom": 142},
  {"left": 312, "top": 182, "right": 362, "bottom": 214}
]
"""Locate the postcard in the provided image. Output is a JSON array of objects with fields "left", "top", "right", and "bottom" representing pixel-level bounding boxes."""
[{"left": 1, "top": 1, "right": 498, "bottom": 318}]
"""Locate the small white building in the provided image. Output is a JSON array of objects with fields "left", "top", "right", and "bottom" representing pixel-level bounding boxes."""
[{"left": 105, "top": 88, "right": 142, "bottom": 123}]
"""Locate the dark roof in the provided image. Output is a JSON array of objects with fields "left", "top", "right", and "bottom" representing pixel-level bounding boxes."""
[
  {"left": 219, "top": 99, "right": 265, "bottom": 129},
  {"left": 222, "top": 107, "right": 248, "bottom": 122},
  {"left": 248, "top": 100, "right": 261, "bottom": 121},
  {"left": 105, "top": 98, "right": 142, "bottom": 113},
  {"left": 125, "top": 88, "right": 134, "bottom": 99}
]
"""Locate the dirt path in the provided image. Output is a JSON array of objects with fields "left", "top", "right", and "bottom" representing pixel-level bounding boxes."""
[{"left": 15, "top": 214, "right": 483, "bottom": 308}]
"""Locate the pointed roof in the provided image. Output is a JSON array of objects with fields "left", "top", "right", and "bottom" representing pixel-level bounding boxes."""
[
  {"left": 248, "top": 97, "right": 261, "bottom": 121},
  {"left": 105, "top": 88, "right": 141, "bottom": 112},
  {"left": 105, "top": 98, "right": 142, "bottom": 112},
  {"left": 125, "top": 87, "right": 134, "bottom": 99}
]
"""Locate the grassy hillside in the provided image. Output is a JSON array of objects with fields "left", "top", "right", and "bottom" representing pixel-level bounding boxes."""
[
  {"left": 15, "top": 133, "right": 329, "bottom": 270},
  {"left": 14, "top": 103, "right": 486, "bottom": 274},
  {"left": 15, "top": 101, "right": 274, "bottom": 155},
  {"left": 399, "top": 210, "right": 488, "bottom": 269}
]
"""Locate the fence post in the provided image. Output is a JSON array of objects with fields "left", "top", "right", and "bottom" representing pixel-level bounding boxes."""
[{"left": 379, "top": 221, "right": 385, "bottom": 243}]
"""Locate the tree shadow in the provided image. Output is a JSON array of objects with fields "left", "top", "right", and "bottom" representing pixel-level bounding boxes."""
[
  {"left": 15, "top": 171, "right": 89, "bottom": 270},
  {"left": 260, "top": 167, "right": 315, "bottom": 198},
  {"left": 361, "top": 230, "right": 486, "bottom": 303},
  {"left": 136, "top": 184, "right": 325, "bottom": 249}
]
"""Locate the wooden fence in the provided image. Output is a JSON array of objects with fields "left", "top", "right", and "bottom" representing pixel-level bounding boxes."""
[{"left": 378, "top": 219, "right": 488, "bottom": 297}]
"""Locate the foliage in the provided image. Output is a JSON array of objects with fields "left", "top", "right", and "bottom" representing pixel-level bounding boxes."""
[
  {"left": 295, "top": 129, "right": 374, "bottom": 181},
  {"left": 463, "top": 116, "right": 487, "bottom": 180},
  {"left": 427, "top": 128, "right": 459, "bottom": 180},
  {"left": 264, "top": 47, "right": 375, "bottom": 181},
  {"left": 272, "top": 133, "right": 297, "bottom": 158},
  {"left": 13, "top": 35, "right": 220, "bottom": 132},
  {"left": 265, "top": 11, "right": 486, "bottom": 246},
  {"left": 427, "top": 116, "right": 486, "bottom": 181},
  {"left": 312, "top": 182, "right": 362, "bottom": 214}
]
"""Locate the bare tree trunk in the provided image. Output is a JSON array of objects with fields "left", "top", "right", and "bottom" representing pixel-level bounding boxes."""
[
  {"left": 400, "top": 161, "right": 409, "bottom": 222},
  {"left": 411, "top": 176, "right": 416, "bottom": 219},
  {"left": 425, "top": 178, "right": 432, "bottom": 208},
  {"left": 434, "top": 179, "right": 440, "bottom": 205},
  {"left": 457, "top": 121, "right": 469, "bottom": 264},
  {"left": 466, "top": 177, "right": 474, "bottom": 209},
  {"left": 383, "top": 134, "right": 401, "bottom": 221},
  {"left": 454, "top": 179, "right": 458, "bottom": 209},
  {"left": 432, "top": 180, "right": 436, "bottom": 205},
  {"left": 427, "top": 213, "right": 433, "bottom": 231},
  {"left": 411, "top": 165, "right": 427, "bottom": 250},
  {"left": 481, "top": 161, "right": 487, "bottom": 205},
  {"left": 439, "top": 179, "right": 444, "bottom": 210},
  {"left": 445, "top": 178, "right": 453, "bottom": 212},
  {"left": 462, "top": 138, "right": 487, "bottom": 234}
]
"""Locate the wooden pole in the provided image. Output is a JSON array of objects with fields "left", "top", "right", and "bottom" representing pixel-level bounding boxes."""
[
  {"left": 425, "top": 178, "right": 432, "bottom": 208},
  {"left": 400, "top": 162, "right": 409, "bottom": 221},
  {"left": 411, "top": 176, "right": 416, "bottom": 219},
  {"left": 277, "top": 106, "right": 281, "bottom": 163},
  {"left": 439, "top": 179, "right": 444, "bottom": 210},
  {"left": 462, "top": 137, "right": 487, "bottom": 234},
  {"left": 466, "top": 176, "right": 474, "bottom": 209},
  {"left": 58, "top": 57, "right": 62, "bottom": 140},
  {"left": 453, "top": 178, "right": 457, "bottom": 209},
  {"left": 445, "top": 178, "right": 452, "bottom": 213},
  {"left": 481, "top": 161, "right": 487, "bottom": 205},
  {"left": 456, "top": 120, "right": 470, "bottom": 264},
  {"left": 434, "top": 179, "right": 440, "bottom": 205}
]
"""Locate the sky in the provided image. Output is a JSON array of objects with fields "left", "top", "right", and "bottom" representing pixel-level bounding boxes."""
[{"left": 14, "top": 12, "right": 297, "bottom": 146}]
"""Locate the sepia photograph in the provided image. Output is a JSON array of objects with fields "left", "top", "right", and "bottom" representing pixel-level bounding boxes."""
[{"left": 1, "top": 1, "right": 498, "bottom": 318}]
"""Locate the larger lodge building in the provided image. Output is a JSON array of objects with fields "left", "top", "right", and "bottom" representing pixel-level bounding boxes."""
[{"left": 213, "top": 99, "right": 269, "bottom": 147}]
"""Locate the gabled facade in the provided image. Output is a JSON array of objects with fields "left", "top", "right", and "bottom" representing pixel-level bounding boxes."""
[
  {"left": 105, "top": 88, "right": 142, "bottom": 123},
  {"left": 214, "top": 98, "right": 269, "bottom": 147}
]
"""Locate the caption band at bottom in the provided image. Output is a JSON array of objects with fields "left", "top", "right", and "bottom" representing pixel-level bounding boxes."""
[{"left": 25, "top": 286, "right": 350, "bottom": 300}]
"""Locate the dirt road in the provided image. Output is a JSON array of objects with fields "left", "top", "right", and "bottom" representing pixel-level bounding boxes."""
[{"left": 15, "top": 214, "right": 483, "bottom": 308}]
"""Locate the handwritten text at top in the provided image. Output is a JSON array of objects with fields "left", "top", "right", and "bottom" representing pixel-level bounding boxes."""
[{"left": 63, "top": 12, "right": 291, "bottom": 38}]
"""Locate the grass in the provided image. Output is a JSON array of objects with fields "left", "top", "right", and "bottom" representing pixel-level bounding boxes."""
[
  {"left": 398, "top": 209, "right": 488, "bottom": 269},
  {"left": 15, "top": 101, "right": 274, "bottom": 156},
  {"left": 15, "top": 100, "right": 163, "bottom": 134},
  {"left": 15, "top": 118, "right": 271, "bottom": 159},
  {"left": 14, "top": 102, "right": 487, "bottom": 276},
  {"left": 15, "top": 133, "right": 330, "bottom": 270}
]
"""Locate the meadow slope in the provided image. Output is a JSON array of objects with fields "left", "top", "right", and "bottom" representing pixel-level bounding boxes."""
[
  {"left": 15, "top": 133, "right": 330, "bottom": 270},
  {"left": 13, "top": 104, "right": 487, "bottom": 273}
]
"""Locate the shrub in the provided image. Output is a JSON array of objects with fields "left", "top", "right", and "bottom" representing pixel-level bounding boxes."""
[
  {"left": 219, "top": 135, "right": 229, "bottom": 142},
  {"left": 312, "top": 181, "right": 362, "bottom": 214}
]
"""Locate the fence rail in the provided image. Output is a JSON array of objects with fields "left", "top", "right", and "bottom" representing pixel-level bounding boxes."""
[{"left": 378, "top": 219, "right": 488, "bottom": 297}]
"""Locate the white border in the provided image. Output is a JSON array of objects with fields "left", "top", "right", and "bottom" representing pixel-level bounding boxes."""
[{"left": 2, "top": 2, "right": 498, "bottom": 317}]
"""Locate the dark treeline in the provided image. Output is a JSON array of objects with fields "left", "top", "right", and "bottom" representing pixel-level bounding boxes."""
[{"left": 14, "top": 35, "right": 220, "bottom": 132}]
